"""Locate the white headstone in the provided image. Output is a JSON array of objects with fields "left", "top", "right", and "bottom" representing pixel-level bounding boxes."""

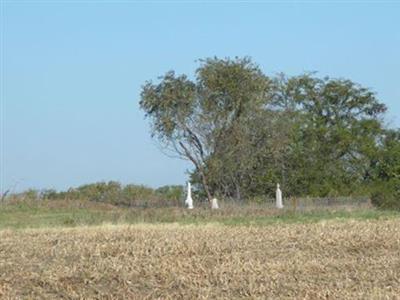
[
  {"left": 211, "top": 198, "right": 219, "bottom": 209},
  {"left": 276, "top": 183, "right": 283, "bottom": 209},
  {"left": 185, "top": 182, "right": 193, "bottom": 209}
]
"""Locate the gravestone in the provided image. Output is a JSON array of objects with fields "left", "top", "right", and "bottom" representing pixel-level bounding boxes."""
[
  {"left": 185, "top": 182, "right": 194, "bottom": 209},
  {"left": 211, "top": 198, "right": 219, "bottom": 209},
  {"left": 276, "top": 183, "right": 283, "bottom": 209}
]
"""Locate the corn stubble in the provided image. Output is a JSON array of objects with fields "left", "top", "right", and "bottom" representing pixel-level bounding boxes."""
[{"left": 1, "top": 220, "right": 399, "bottom": 299}]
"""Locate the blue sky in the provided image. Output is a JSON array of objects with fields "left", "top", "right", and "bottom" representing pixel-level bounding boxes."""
[{"left": 2, "top": 1, "right": 400, "bottom": 192}]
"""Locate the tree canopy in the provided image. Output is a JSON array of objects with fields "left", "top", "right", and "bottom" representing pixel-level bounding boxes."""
[{"left": 140, "top": 57, "right": 399, "bottom": 206}]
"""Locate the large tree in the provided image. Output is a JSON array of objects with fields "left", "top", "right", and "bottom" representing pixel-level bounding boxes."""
[
  {"left": 140, "top": 57, "right": 269, "bottom": 201},
  {"left": 284, "top": 74, "right": 387, "bottom": 196}
]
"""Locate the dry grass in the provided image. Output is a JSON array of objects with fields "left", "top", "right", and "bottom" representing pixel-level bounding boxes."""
[{"left": 1, "top": 220, "right": 400, "bottom": 299}]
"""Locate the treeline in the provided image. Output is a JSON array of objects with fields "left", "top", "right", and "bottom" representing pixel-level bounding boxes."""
[
  {"left": 6, "top": 182, "right": 184, "bottom": 207},
  {"left": 140, "top": 57, "right": 400, "bottom": 208}
]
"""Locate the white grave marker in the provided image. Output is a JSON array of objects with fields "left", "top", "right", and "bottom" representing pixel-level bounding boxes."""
[
  {"left": 185, "top": 182, "right": 193, "bottom": 209},
  {"left": 276, "top": 183, "right": 283, "bottom": 209},
  {"left": 211, "top": 198, "right": 219, "bottom": 209}
]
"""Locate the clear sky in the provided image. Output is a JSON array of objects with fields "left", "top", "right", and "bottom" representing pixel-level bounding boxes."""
[{"left": 2, "top": 1, "right": 400, "bottom": 192}]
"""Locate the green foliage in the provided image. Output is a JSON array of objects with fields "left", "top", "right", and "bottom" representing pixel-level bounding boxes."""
[
  {"left": 121, "top": 184, "right": 156, "bottom": 207},
  {"left": 369, "top": 130, "right": 400, "bottom": 209},
  {"left": 156, "top": 185, "right": 184, "bottom": 201},
  {"left": 23, "top": 189, "right": 40, "bottom": 200},
  {"left": 41, "top": 189, "right": 59, "bottom": 199},
  {"left": 140, "top": 57, "right": 269, "bottom": 200},
  {"left": 7, "top": 182, "right": 184, "bottom": 208},
  {"left": 271, "top": 74, "right": 388, "bottom": 197},
  {"left": 371, "top": 181, "right": 400, "bottom": 210},
  {"left": 76, "top": 181, "right": 122, "bottom": 203},
  {"left": 140, "top": 56, "right": 397, "bottom": 205}
]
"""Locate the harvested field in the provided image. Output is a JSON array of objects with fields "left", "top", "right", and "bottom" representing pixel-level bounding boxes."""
[{"left": 1, "top": 219, "right": 400, "bottom": 299}]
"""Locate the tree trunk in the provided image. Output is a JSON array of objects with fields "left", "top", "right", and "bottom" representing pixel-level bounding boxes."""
[
  {"left": 178, "top": 141, "right": 213, "bottom": 203},
  {"left": 198, "top": 167, "right": 212, "bottom": 202}
]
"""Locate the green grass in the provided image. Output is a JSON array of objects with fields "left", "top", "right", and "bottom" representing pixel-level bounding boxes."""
[{"left": 1, "top": 201, "right": 399, "bottom": 230}]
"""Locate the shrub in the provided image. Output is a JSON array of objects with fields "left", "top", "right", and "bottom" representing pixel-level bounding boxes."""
[
  {"left": 156, "top": 185, "right": 184, "bottom": 202},
  {"left": 371, "top": 180, "right": 400, "bottom": 210}
]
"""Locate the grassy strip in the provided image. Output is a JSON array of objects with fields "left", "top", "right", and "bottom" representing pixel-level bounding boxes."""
[{"left": 1, "top": 203, "right": 399, "bottom": 230}]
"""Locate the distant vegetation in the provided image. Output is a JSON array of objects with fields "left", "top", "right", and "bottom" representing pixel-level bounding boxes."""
[
  {"left": 3, "top": 182, "right": 184, "bottom": 208},
  {"left": 0, "top": 180, "right": 389, "bottom": 210}
]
